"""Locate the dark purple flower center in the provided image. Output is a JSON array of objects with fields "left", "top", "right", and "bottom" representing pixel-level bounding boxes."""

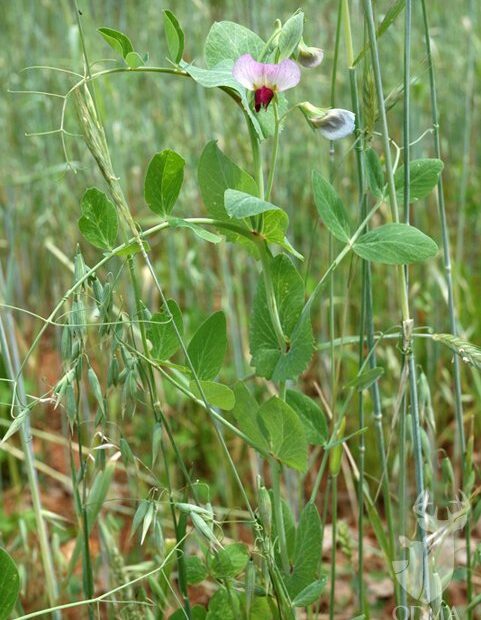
[{"left": 254, "top": 86, "right": 274, "bottom": 112}]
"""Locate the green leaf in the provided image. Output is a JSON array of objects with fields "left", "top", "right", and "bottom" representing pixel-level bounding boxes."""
[
  {"left": 212, "top": 543, "right": 249, "bottom": 579},
  {"left": 131, "top": 499, "right": 150, "bottom": 538},
  {"left": 79, "top": 187, "right": 118, "bottom": 250},
  {"left": 206, "top": 588, "right": 239, "bottom": 620},
  {"left": 180, "top": 59, "right": 265, "bottom": 141},
  {"left": 125, "top": 51, "right": 144, "bottom": 69},
  {"left": 145, "top": 149, "right": 185, "bottom": 216},
  {"left": 291, "top": 577, "right": 327, "bottom": 607},
  {"left": 163, "top": 10, "right": 184, "bottom": 64},
  {"left": 278, "top": 12, "right": 304, "bottom": 60},
  {"left": 312, "top": 171, "right": 351, "bottom": 242},
  {"left": 204, "top": 21, "right": 265, "bottom": 68},
  {"left": 98, "top": 27, "right": 134, "bottom": 58},
  {"left": 189, "top": 381, "right": 235, "bottom": 410},
  {"left": 224, "top": 189, "right": 279, "bottom": 219},
  {"left": 0, "top": 548, "right": 20, "bottom": 620},
  {"left": 1, "top": 408, "right": 28, "bottom": 444},
  {"left": 198, "top": 141, "right": 258, "bottom": 223},
  {"left": 185, "top": 555, "right": 208, "bottom": 585},
  {"left": 395, "top": 158, "right": 443, "bottom": 203},
  {"left": 345, "top": 366, "right": 384, "bottom": 391},
  {"left": 170, "top": 605, "right": 207, "bottom": 620},
  {"left": 284, "top": 502, "right": 322, "bottom": 597},
  {"left": 365, "top": 148, "right": 385, "bottom": 198},
  {"left": 285, "top": 390, "right": 327, "bottom": 445},
  {"left": 147, "top": 300, "right": 183, "bottom": 360},
  {"left": 259, "top": 397, "right": 308, "bottom": 471},
  {"left": 352, "top": 223, "right": 438, "bottom": 264},
  {"left": 187, "top": 311, "right": 227, "bottom": 381},
  {"left": 250, "top": 254, "right": 314, "bottom": 381},
  {"left": 168, "top": 217, "right": 222, "bottom": 244},
  {"left": 230, "top": 382, "right": 269, "bottom": 454}
]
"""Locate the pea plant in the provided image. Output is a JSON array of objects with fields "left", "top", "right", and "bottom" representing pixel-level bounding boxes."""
[{"left": 1, "top": 4, "right": 479, "bottom": 620}]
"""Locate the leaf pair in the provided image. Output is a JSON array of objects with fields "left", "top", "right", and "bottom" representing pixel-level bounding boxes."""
[
  {"left": 98, "top": 27, "right": 147, "bottom": 69},
  {"left": 147, "top": 307, "right": 233, "bottom": 410},
  {"left": 250, "top": 254, "right": 314, "bottom": 381},
  {"left": 79, "top": 149, "right": 185, "bottom": 250},
  {"left": 312, "top": 159, "right": 442, "bottom": 265},
  {"left": 230, "top": 383, "right": 320, "bottom": 472},
  {"left": 198, "top": 141, "right": 298, "bottom": 258}
]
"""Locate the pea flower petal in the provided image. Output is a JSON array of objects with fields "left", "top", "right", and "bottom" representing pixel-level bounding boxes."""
[
  {"left": 299, "top": 102, "right": 355, "bottom": 140},
  {"left": 315, "top": 108, "right": 355, "bottom": 140},
  {"left": 232, "top": 54, "right": 301, "bottom": 112}
]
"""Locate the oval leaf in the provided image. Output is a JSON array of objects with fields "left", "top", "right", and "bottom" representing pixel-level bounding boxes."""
[
  {"left": 285, "top": 390, "right": 327, "bottom": 445},
  {"left": 395, "top": 158, "right": 444, "bottom": 203},
  {"left": 258, "top": 397, "right": 308, "bottom": 472},
  {"left": 79, "top": 187, "right": 118, "bottom": 250},
  {"left": 145, "top": 149, "right": 185, "bottom": 216},
  {"left": 212, "top": 543, "right": 249, "bottom": 579},
  {"left": 187, "top": 311, "right": 227, "bottom": 381},
  {"left": 189, "top": 380, "right": 235, "bottom": 410},
  {"left": 352, "top": 223, "right": 438, "bottom": 264},
  {"left": 278, "top": 12, "right": 304, "bottom": 60},
  {"left": 204, "top": 21, "right": 264, "bottom": 68},
  {"left": 98, "top": 27, "right": 134, "bottom": 59},
  {"left": 312, "top": 171, "right": 351, "bottom": 242},
  {"left": 163, "top": 10, "right": 184, "bottom": 64},
  {"left": 198, "top": 141, "right": 258, "bottom": 222},
  {"left": 292, "top": 577, "right": 327, "bottom": 607},
  {"left": 283, "top": 502, "right": 322, "bottom": 597},
  {"left": 147, "top": 300, "right": 183, "bottom": 361},
  {"left": 250, "top": 254, "right": 314, "bottom": 381},
  {"left": 345, "top": 366, "right": 384, "bottom": 391},
  {"left": 0, "top": 548, "right": 19, "bottom": 620},
  {"left": 224, "top": 189, "right": 279, "bottom": 219}
]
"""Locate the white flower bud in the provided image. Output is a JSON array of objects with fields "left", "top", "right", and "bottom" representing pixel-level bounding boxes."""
[
  {"left": 298, "top": 102, "right": 355, "bottom": 140},
  {"left": 297, "top": 40, "right": 324, "bottom": 68}
]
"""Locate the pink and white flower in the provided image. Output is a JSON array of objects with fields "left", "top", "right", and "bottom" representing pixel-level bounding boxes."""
[
  {"left": 232, "top": 53, "right": 301, "bottom": 112},
  {"left": 299, "top": 102, "right": 355, "bottom": 140}
]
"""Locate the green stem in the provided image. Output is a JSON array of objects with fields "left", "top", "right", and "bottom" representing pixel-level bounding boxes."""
[
  {"left": 0, "top": 269, "right": 60, "bottom": 617},
  {"left": 420, "top": 0, "right": 472, "bottom": 611},
  {"left": 259, "top": 246, "right": 287, "bottom": 353},
  {"left": 265, "top": 102, "right": 280, "bottom": 201},
  {"left": 329, "top": 474, "right": 338, "bottom": 620},
  {"left": 269, "top": 457, "right": 290, "bottom": 575},
  {"left": 303, "top": 200, "right": 383, "bottom": 319},
  {"left": 362, "top": 0, "right": 430, "bottom": 607},
  {"left": 455, "top": 0, "right": 476, "bottom": 268}
]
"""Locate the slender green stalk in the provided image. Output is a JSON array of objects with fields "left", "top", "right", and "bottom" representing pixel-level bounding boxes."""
[
  {"left": 265, "top": 102, "right": 280, "bottom": 201},
  {"left": 327, "top": 4, "right": 344, "bottom": 613},
  {"left": 398, "top": 0, "right": 412, "bottom": 611},
  {"left": 362, "top": 0, "right": 431, "bottom": 609},
  {"left": 270, "top": 457, "right": 290, "bottom": 574},
  {"left": 259, "top": 247, "right": 287, "bottom": 352},
  {"left": 455, "top": 0, "right": 476, "bottom": 268},
  {"left": 342, "top": 0, "right": 369, "bottom": 611},
  {"left": 420, "top": 0, "right": 472, "bottom": 611},
  {"left": 0, "top": 268, "right": 60, "bottom": 617},
  {"left": 329, "top": 473, "right": 338, "bottom": 620}
]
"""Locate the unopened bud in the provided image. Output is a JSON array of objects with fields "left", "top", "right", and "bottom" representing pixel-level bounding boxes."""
[
  {"left": 298, "top": 102, "right": 355, "bottom": 140},
  {"left": 257, "top": 483, "right": 272, "bottom": 535},
  {"left": 329, "top": 418, "right": 346, "bottom": 477},
  {"left": 297, "top": 40, "right": 324, "bottom": 68}
]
